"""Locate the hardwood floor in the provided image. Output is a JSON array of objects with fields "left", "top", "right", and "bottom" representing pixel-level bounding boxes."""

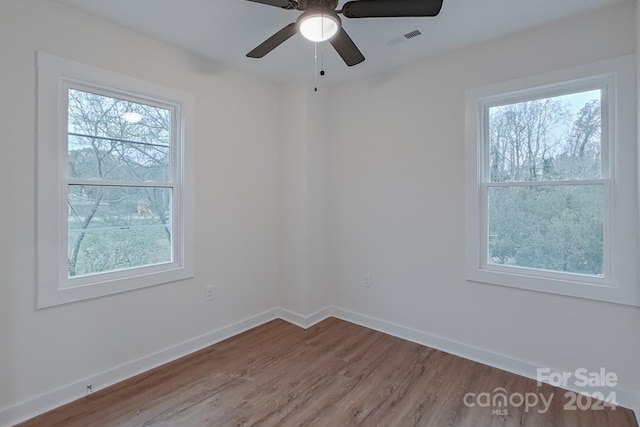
[{"left": 18, "top": 318, "right": 638, "bottom": 427}]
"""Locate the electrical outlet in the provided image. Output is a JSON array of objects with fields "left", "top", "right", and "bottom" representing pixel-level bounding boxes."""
[
  {"left": 205, "top": 285, "right": 214, "bottom": 302},
  {"left": 363, "top": 273, "right": 372, "bottom": 288}
]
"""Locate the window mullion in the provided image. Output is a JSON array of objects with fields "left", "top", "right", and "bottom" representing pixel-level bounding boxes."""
[
  {"left": 485, "top": 179, "right": 607, "bottom": 188},
  {"left": 65, "top": 178, "right": 176, "bottom": 189}
]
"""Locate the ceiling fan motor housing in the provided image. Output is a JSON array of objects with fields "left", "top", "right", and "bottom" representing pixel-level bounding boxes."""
[{"left": 298, "top": 0, "right": 338, "bottom": 10}]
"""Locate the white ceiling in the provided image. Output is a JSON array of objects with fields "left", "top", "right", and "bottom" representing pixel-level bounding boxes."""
[{"left": 55, "top": 0, "right": 626, "bottom": 85}]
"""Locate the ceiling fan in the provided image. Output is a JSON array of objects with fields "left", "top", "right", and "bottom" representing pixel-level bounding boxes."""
[{"left": 245, "top": 0, "right": 444, "bottom": 67}]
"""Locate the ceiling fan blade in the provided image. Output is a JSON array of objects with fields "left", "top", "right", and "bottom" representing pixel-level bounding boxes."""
[
  {"left": 244, "top": 0, "right": 298, "bottom": 9},
  {"left": 342, "top": 0, "right": 443, "bottom": 18},
  {"left": 330, "top": 28, "right": 365, "bottom": 67},
  {"left": 247, "top": 23, "right": 298, "bottom": 58}
]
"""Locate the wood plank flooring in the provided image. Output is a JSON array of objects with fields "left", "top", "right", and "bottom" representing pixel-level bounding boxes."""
[{"left": 18, "top": 318, "right": 638, "bottom": 427}]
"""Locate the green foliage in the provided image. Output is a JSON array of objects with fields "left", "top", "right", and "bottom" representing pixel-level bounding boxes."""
[
  {"left": 488, "top": 186, "right": 603, "bottom": 275},
  {"left": 70, "top": 226, "right": 171, "bottom": 277}
]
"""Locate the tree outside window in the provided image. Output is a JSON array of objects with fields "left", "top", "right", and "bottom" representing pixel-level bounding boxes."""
[
  {"left": 66, "top": 88, "right": 174, "bottom": 279},
  {"left": 485, "top": 90, "right": 605, "bottom": 277}
]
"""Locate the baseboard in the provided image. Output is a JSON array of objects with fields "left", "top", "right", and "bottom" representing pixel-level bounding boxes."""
[
  {"left": 331, "top": 306, "right": 640, "bottom": 414},
  {"left": 277, "top": 306, "right": 333, "bottom": 329},
  {"left": 0, "top": 308, "right": 280, "bottom": 427}
]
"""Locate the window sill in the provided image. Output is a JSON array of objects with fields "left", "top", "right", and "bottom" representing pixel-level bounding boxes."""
[{"left": 466, "top": 267, "right": 640, "bottom": 307}]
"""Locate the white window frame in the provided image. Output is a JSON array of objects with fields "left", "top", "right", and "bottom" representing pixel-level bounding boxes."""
[
  {"left": 36, "top": 52, "right": 195, "bottom": 308},
  {"left": 465, "top": 55, "right": 639, "bottom": 307}
]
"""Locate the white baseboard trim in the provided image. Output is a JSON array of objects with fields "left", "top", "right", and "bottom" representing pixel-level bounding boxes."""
[
  {"left": 277, "top": 307, "right": 333, "bottom": 329},
  {"left": 0, "top": 308, "right": 280, "bottom": 427},
  {"left": 331, "top": 306, "right": 640, "bottom": 415}
]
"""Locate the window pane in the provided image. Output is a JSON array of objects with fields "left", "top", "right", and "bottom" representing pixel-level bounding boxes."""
[
  {"left": 488, "top": 185, "right": 603, "bottom": 276},
  {"left": 68, "top": 185, "right": 172, "bottom": 278},
  {"left": 489, "top": 90, "right": 601, "bottom": 182},
  {"left": 68, "top": 89, "right": 170, "bottom": 182}
]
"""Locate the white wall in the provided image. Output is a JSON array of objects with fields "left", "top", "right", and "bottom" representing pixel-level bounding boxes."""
[
  {"left": 0, "top": 0, "right": 280, "bottom": 422},
  {"left": 329, "top": 0, "right": 640, "bottom": 403}
]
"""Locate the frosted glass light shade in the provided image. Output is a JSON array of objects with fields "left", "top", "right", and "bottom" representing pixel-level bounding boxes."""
[{"left": 299, "top": 13, "right": 339, "bottom": 42}]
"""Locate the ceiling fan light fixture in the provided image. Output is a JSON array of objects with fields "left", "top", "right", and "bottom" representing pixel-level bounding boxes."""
[{"left": 298, "top": 12, "right": 339, "bottom": 42}]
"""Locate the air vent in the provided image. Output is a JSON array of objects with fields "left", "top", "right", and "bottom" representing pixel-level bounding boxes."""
[
  {"left": 386, "top": 26, "right": 424, "bottom": 47},
  {"left": 403, "top": 29, "right": 422, "bottom": 40}
]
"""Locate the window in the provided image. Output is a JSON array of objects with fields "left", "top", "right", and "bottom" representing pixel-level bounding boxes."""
[
  {"left": 465, "top": 55, "right": 639, "bottom": 306},
  {"left": 37, "top": 52, "right": 194, "bottom": 308}
]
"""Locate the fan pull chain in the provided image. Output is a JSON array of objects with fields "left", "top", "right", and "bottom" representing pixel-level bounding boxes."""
[
  {"left": 321, "top": 40, "right": 325, "bottom": 74},
  {"left": 313, "top": 42, "right": 326, "bottom": 93},
  {"left": 314, "top": 42, "right": 318, "bottom": 92}
]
